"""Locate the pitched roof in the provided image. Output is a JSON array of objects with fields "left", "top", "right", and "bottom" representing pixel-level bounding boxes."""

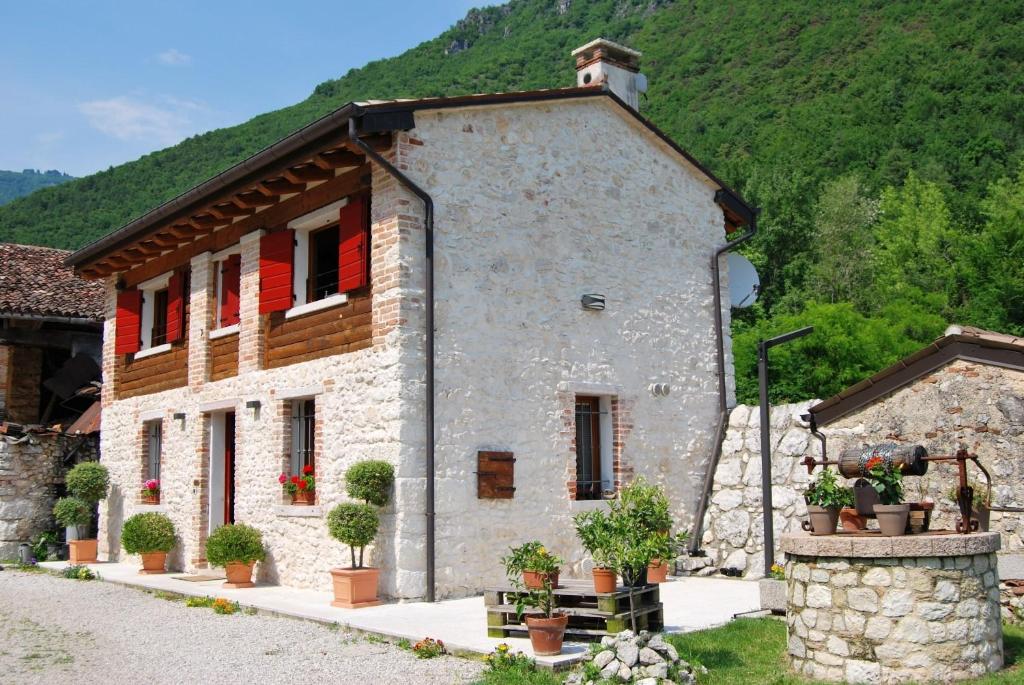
[
  {"left": 0, "top": 243, "right": 105, "bottom": 320},
  {"left": 808, "top": 325, "right": 1024, "bottom": 426}
]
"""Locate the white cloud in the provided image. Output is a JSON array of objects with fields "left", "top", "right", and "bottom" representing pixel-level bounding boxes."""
[
  {"left": 77, "top": 96, "right": 197, "bottom": 146},
  {"left": 157, "top": 48, "right": 192, "bottom": 66}
]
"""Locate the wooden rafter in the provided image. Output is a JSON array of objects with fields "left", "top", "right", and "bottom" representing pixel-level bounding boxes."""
[
  {"left": 283, "top": 164, "right": 335, "bottom": 183},
  {"left": 208, "top": 203, "right": 256, "bottom": 219},
  {"left": 313, "top": 149, "right": 364, "bottom": 170},
  {"left": 233, "top": 191, "right": 278, "bottom": 208},
  {"left": 149, "top": 233, "right": 184, "bottom": 249},
  {"left": 257, "top": 178, "right": 306, "bottom": 196}
]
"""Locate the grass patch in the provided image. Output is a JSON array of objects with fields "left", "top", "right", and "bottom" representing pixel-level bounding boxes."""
[
  {"left": 472, "top": 646, "right": 563, "bottom": 685},
  {"left": 666, "top": 618, "right": 1024, "bottom": 685}
]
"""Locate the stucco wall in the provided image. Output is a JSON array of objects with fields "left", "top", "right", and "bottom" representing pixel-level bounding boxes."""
[{"left": 399, "top": 99, "right": 733, "bottom": 597}]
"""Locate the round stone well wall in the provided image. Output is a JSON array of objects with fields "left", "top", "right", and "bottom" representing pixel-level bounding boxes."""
[{"left": 781, "top": 532, "right": 1003, "bottom": 684}]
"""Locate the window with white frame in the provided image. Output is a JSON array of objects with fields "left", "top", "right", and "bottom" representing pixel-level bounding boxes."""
[
  {"left": 289, "top": 198, "right": 349, "bottom": 309},
  {"left": 138, "top": 273, "right": 172, "bottom": 351},
  {"left": 145, "top": 420, "right": 162, "bottom": 481},
  {"left": 290, "top": 398, "right": 316, "bottom": 475}
]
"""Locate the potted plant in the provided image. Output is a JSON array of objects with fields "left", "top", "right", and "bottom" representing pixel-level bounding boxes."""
[
  {"left": 504, "top": 549, "right": 568, "bottom": 656},
  {"left": 53, "top": 497, "right": 93, "bottom": 562},
  {"left": 327, "top": 502, "right": 382, "bottom": 608},
  {"left": 802, "top": 468, "right": 845, "bottom": 535},
  {"left": 501, "top": 541, "right": 562, "bottom": 590},
  {"left": 56, "top": 461, "right": 109, "bottom": 563},
  {"left": 279, "top": 465, "right": 315, "bottom": 505},
  {"left": 205, "top": 523, "right": 265, "bottom": 588},
  {"left": 946, "top": 481, "right": 991, "bottom": 532},
  {"left": 573, "top": 509, "right": 618, "bottom": 592},
  {"left": 613, "top": 477, "right": 673, "bottom": 583},
  {"left": 325, "top": 460, "right": 395, "bottom": 608},
  {"left": 121, "top": 512, "right": 176, "bottom": 574},
  {"left": 141, "top": 479, "right": 160, "bottom": 504},
  {"left": 838, "top": 487, "right": 866, "bottom": 532},
  {"left": 867, "top": 457, "right": 908, "bottom": 536}
]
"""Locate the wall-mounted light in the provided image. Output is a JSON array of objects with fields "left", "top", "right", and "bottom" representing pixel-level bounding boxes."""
[
  {"left": 173, "top": 412, "right": 186, "bottom": 429},
  {"left": 246, "top": 399, "right": 261, "bottom": 420},
  {"left": 581, "top": 293, "right": 606, "bottom": 311}
]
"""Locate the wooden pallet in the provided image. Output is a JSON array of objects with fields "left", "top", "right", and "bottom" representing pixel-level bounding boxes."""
[{"left": 485, "top": 579, "right": 663, "bottom": 639}]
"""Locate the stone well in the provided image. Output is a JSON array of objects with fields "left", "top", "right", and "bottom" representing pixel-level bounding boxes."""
[{"left": 781, "top": 532, "right": 1003, "bottom": 684}]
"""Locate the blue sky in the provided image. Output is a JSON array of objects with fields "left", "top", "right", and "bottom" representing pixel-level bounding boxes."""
[{"left": 0, "top": 1, "right": 481, "bottom": 177}]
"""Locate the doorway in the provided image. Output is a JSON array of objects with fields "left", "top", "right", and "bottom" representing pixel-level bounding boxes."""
[{"left": 208, "top": 411, "right": 236, "bottom": 533}]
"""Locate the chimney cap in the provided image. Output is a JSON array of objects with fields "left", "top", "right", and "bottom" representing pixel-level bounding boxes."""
[
  {"left": 571, "top": 38, "right": 642, "bottom": 59},
  {"left": 572, "top": 38, "right": 641, "bottom": 73}
]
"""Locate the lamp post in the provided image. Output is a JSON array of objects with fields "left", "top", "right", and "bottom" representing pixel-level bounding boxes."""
[{"left": 759, "top": 326, "right": 814, "bottom": 573}]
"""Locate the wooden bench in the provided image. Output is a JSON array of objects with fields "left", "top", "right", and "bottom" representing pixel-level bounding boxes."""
[{"left": 485, "top": 579, "right": 663, "bottom": 640}]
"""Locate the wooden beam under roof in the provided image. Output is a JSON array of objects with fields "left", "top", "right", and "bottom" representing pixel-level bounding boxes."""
[
  {"left": 208, "top": 203, "right": 256, "bottom": 219},
  {"left": 257, "top": 178, "right": 306, "bottom": 196},
  {"left": 233, "top": 191, "right": 278, "bottom": 208},
  {"left": 283, "top": 164, "right": 335, "bottom": 183},
  {"left": 313, "top": 148, "right": 365, "bottom": 170},
  {"left": 149, "top": 233, "right": 184, "bottom": 249}
]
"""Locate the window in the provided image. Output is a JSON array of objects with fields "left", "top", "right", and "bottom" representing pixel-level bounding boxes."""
[
  {"left": 150, "top": 288, "right": 169, "bottom": 346},
  {"left": 290, "top": 399, "right": 315, "bottom": 475},
  {"left": 574, "top": 396, "right": 605, "bottom": 500},
  {"left": 145, "top": 420, "right": 162, "bottom": 481},
  {"left": 309, "top": 224, "right": 340, "bottom": 302}
]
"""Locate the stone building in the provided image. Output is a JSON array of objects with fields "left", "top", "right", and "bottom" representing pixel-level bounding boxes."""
[
  {"left": 0, "top": 243, "right": 104, "bottom": 558},
  {"left": 65, "top": 39, "right": 756, "bottom": 600},
  {"left": 701, "top": 326, "right": 1024, "bottom": 579}
]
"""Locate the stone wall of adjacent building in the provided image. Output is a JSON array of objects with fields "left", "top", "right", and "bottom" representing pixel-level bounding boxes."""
[
  {"left": 702, "top": 360, "right": 1024, "bottom": 577},
  {"left": 0, "top": 433, "right": 97, "bottom": 559}
]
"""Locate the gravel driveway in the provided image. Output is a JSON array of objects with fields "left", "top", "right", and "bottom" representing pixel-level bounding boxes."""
[{"left": 0, "top": 569, "right": 484, "bottom": 684}]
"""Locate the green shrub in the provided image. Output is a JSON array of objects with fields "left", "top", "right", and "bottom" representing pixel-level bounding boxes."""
[
  {"left": 616, "top": 476, "right": 672, "bottom": 533},
  {"left": 121, "top": 512, "right": 176, "bottom": 554},
  {"left": 53, "top": 497, "right": 92, "bottom": 528},
  {"left": 205, "top": 523, "right": 265, "bottom": 567},
  {"left": 327, "top": 502, "right": 379, "bottom": 568},
  {"left": 345, "top": 460, "right": 394, "bottom": 506},
  {"left": 185, "top": 596, "right": 215, "bottom": 608},
  {"left": 804, "top": 468, "right": 847, "bottom": 508},
  {"left": 63, "top": 565, "right": 96, "bottom": 580},
  {"left": 65, "top": 462, "right": 109, "bottom": 503}
]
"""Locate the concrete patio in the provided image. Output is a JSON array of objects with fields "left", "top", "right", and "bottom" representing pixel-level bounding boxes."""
[{"left": 39, "top": 560, "right": 761, "bottom": 668}]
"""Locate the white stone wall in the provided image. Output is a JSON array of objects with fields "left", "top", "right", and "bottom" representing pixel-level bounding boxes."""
[{"left": 397, "top": 99, "right": 734, "bottom": 597}]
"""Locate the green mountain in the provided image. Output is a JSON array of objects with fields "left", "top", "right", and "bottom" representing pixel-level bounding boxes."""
[
  {"left": 0, "top": 169, "right": 74, "bottom": 206},
  {"left": 2, "top": 0, "right": 1021, "bottom": 402}
]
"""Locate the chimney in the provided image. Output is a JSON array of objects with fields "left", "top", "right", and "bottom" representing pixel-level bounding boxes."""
[{"left": 572, "top": 38, "right": 646, "bottom": 111}]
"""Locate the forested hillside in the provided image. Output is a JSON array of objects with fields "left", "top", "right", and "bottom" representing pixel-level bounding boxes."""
[
  {"left": 1, "top": 0, "right": 1021, "bottom": 402},
  {"left": 0, "top": 169, "right": 73, "bottom": 205}
]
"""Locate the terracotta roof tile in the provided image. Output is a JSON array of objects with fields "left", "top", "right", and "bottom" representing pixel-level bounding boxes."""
[{"left": 0, "top": 243, "right": 104, "bottom": 319}]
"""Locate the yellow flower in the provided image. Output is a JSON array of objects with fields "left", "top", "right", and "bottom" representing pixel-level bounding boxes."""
[{"left": 538, "top": 547, "right": 547, "bottom": 555}]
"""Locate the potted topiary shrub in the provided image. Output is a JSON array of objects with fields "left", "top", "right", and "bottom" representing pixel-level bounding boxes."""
[
  {"left": 205, "top": 523, "right": 265, "bottom": 588},
  {"left": 327, "top": 502, "right": 382, "bottom": 608},
  {"left": 53, "top": 497, "right": 93, "bottom": 562},
  {"left": 58, "top": 461, "right": 109, "bottom": 563},
  {"left": 501, "top": 541, "right": 562, "bottom": 590},
  {"left": 615, "top": 477, "right": 673, "bottom": 582},
  {"left": 573, "top": 509, "right": 618, "bottom": 592},
  {"left": 867, "top": 457, "right": 908, "bottom": 536},
  {"left": 802, "top": 468, "right": 845, "bottom": 535},
  {"left": 504, "top": 548, "right": 568, "bottom": 656},
  {"left": 345, "top": 460, "right": 395, "bottom": 507},
  {"left": 121, "top": 512, "right": 176, "bottom": 574}
]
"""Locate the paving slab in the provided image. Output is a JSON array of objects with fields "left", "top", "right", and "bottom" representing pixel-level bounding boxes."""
[{"left": 38, "top": 561, "right": 760, "bottom": 667}]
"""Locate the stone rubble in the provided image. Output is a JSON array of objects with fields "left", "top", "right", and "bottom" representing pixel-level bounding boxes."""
[{"left": 567, "top": 630, "right": 702, "bottom": 685}]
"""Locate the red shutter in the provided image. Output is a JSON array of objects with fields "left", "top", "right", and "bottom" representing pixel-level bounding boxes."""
[
  {"left": 219, "top": 254, "right": 242, "bottom": 327},
  {"left": 164, "top": 271, "right": 186, "bottom": 343},
  {"left": 114, "top": 289, "right": 142, "bottom": 354},
  {"left": 259, "top": 229, "right": 295, "bottom": 313},
  {"left": 338, "top": 195, "right": 369, "bottom": 293}
]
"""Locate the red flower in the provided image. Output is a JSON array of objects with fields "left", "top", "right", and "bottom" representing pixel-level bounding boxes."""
[
  {"left": 291, "top": 475, "right": 300, "bottom": 485},
  {"left": 297, "top": 480, "right": 308, "bottom": 490},
  {"left": 302, "top": 464, "right": 314, "bottom": 475},
  {"left": 865, "top": 456, "right": 883, "bottom": 471},
  {"left": 278, "top": 473, "right": 287, "bottom": 484}
]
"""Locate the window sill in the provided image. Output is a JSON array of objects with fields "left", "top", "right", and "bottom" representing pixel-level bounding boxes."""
[
  {"left": 569, "top": 497, "right": 616, "bottom": 511},
  {"left": 136, "top": 503, "right": 166, "bottom": 512},
  {"left": 209, "top": 324, "right": 240, "bottom": 340},
  {"left": 284, "top": 293, "right": 348, "bottom": 320},
  {"left": 133, "top": 343, "right": 173, "bottom": 360},
  {"left": 273, "top": 505, "right": 323, "bottom": 518}
]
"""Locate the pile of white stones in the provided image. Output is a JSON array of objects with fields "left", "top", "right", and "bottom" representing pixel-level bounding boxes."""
[{"left": 569, "top": 630, "right": 702, "bottom": 685}]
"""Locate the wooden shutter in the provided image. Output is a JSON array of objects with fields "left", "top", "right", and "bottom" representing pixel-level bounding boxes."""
[
  {"left": 164, "top": 271, "right": 186, "bottom": 343},
  {"left": 220, "top": 254, "right": 242, "bottom": 327},
  {"left": 338, "top": 195, "right": 369, "bottom": 293},
  {"left": 259, "top": 229, "right": 295, "bottom": 314},
  {"left": 477, "top": 451, "right": 515, "bottom": 499},
  {"left": 114, "top": 289, "right": 142, "bottom": 354}
]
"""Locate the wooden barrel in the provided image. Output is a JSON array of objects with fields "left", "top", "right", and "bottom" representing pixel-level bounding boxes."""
[{"left": 837, "top": 443, "right": 928, "bottom": 478}]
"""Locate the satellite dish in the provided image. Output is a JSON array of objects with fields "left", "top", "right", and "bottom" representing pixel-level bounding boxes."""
[{"left": 726, "top": 253, "right": 760, "bottom": 308}]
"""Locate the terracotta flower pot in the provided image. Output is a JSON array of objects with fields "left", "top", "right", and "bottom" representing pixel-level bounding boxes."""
[
  {"left": 522, "top": 570, "right": 559, "bottom": 590},
  {"left": 525, "top": 613, "right": 568, "bottom": 656},
  {"left": 223, "top": 561, "right": 256, "bottom": 588},
  {"left": 874, "top": 503, "right": 910, "bottom": 536},
  {"left": 592, "top": 567, "right": 617, "bottom": 593},
  {"left": 68, "top": 539, "right": 98, "bottom": 564},
  {"left": 840, "top": 507, "right": 867, "bottom": 532},
  {"left": 647, "top": 559, "right": 669, "bottom": 583},
  {"left": 291, "top": 490, "right": 315, "bottom": 505},
  {"left": 802, "top": 505, "right": 839, "bottom": 535},
  {"left": 142, "top": 493, "right": 160, "bottom": 505},
  {"left": 330, "top": 567, "right": 381, "bottom": 608},
  {"left": 139, "top": 551, "right": 168, "bottom": 574}
]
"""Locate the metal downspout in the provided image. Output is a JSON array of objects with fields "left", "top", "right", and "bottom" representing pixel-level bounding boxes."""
[
  {"left": 349, "top": 118, "right": 437, "bottom": 603},
  {"left": 687, "top": 213, "right": 758, "bottom": 556}
]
